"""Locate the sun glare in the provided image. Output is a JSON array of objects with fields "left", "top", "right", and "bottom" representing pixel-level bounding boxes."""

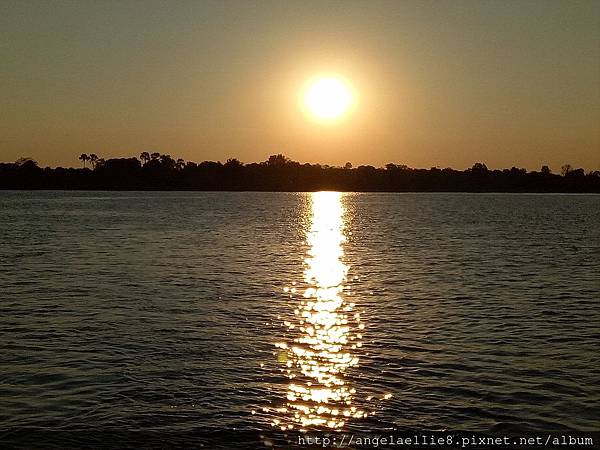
[
  {"left": 303, "top": 77, "right": 354, "bottom": 121},
  {"left": 274, "top": 192, "right": 367, "bottom": 431}
]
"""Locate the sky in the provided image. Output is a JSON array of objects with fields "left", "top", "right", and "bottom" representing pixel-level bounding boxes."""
[{"left": 1, "top": 0, "right": 599, "bottom": 171}]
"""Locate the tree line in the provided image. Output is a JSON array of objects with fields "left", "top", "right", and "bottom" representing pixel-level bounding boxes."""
[{"left": 1, "top": 153, "right": 599, "bottom": 192}]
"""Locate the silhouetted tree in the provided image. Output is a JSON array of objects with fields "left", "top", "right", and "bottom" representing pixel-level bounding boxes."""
[
  {"left": 225, "top": 158, "right": 242, "bottom": 168},
  {"left": 471, "top": 162, "right": 489, "bottom": 173},
  {"left": 79, "top": 153, "right": 90, "bottom": 168},
  {"left": 267, "top": 154, "right": 289, "bottom": 167},
  {"left": 561, "top": 164, "right": 572, "bottom": 176},
  {"left": 566, "top": 168, "right": 585, "bottom": 178},
  {"left": 541, "top": 165, "right": 551, "bottom": 175},
  {"left": 140, "top": 152, "right": 150, "bottom": 165},
  {"left": 159, "top": 154, "right": 175, "bottom": 169},
  {"left": 15, "top": 157, "right": 38, "bottom": 167},
  {"left": 344, "top": 162, "right": 352, "bottom": 170},
  {"left": 150, "top": 152, "right": 160, "bottom": 160},
  {"left": 89, "top": 154, "right": 98, "bottom": 169},
  {"left": 1, "top": 153, "right": 599, "bottom": 192}
]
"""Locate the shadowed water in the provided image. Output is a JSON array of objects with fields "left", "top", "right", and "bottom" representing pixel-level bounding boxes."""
[{"left": 1, "top": 191, "right": 599, "bottom": 447}]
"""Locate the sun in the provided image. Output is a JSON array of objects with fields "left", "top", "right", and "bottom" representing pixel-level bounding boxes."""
[{"left": 303, "top": 76, "right": 354, "bottom": 121}]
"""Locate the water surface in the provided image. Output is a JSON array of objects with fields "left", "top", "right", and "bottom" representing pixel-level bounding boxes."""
[{"left": 1, "top": 191, "right": 599, "bottom": 447}]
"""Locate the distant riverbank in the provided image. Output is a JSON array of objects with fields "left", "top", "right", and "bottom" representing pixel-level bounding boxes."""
[{"left": 2, "top": 154, "right": 599, "bottom": 192}]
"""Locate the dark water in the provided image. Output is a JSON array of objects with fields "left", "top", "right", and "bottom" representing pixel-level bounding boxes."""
[{"left": 1, "top": 191, "right": 599, "bottom": 448}]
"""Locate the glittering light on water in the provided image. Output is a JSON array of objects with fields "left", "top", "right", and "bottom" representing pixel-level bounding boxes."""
[{"left": 276, "top": 192, "right": 365, "bottom": 431}]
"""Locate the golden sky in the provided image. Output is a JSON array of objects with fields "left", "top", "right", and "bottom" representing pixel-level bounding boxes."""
[{"left": 1, "top": 0, "right": 599, "bottom": 170}]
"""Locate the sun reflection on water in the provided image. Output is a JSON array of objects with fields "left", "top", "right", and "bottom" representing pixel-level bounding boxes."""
[{"left": 275, "top": 192, "right": 365, "bottom": 431}]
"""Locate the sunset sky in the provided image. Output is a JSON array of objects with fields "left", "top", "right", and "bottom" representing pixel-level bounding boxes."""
[{"left": 2, "top": 0, "right": 599, "bottom": 170}]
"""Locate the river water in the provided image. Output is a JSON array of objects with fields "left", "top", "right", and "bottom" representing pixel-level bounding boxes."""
[{"left": 1, "top": 191, "right": 598, "bottom": 448}]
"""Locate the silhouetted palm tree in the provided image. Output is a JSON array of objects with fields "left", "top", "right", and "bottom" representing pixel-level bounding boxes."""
[
  {"left": 79, "top": 153, "right": 89, "bottom": 168},
  {"left": 89, "top": 154, "right": 98, "bottom": 169}
]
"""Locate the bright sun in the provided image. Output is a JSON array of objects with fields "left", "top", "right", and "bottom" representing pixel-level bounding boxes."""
[{"left": 303, "top": 76, "right": 354, "bottom": 121}]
